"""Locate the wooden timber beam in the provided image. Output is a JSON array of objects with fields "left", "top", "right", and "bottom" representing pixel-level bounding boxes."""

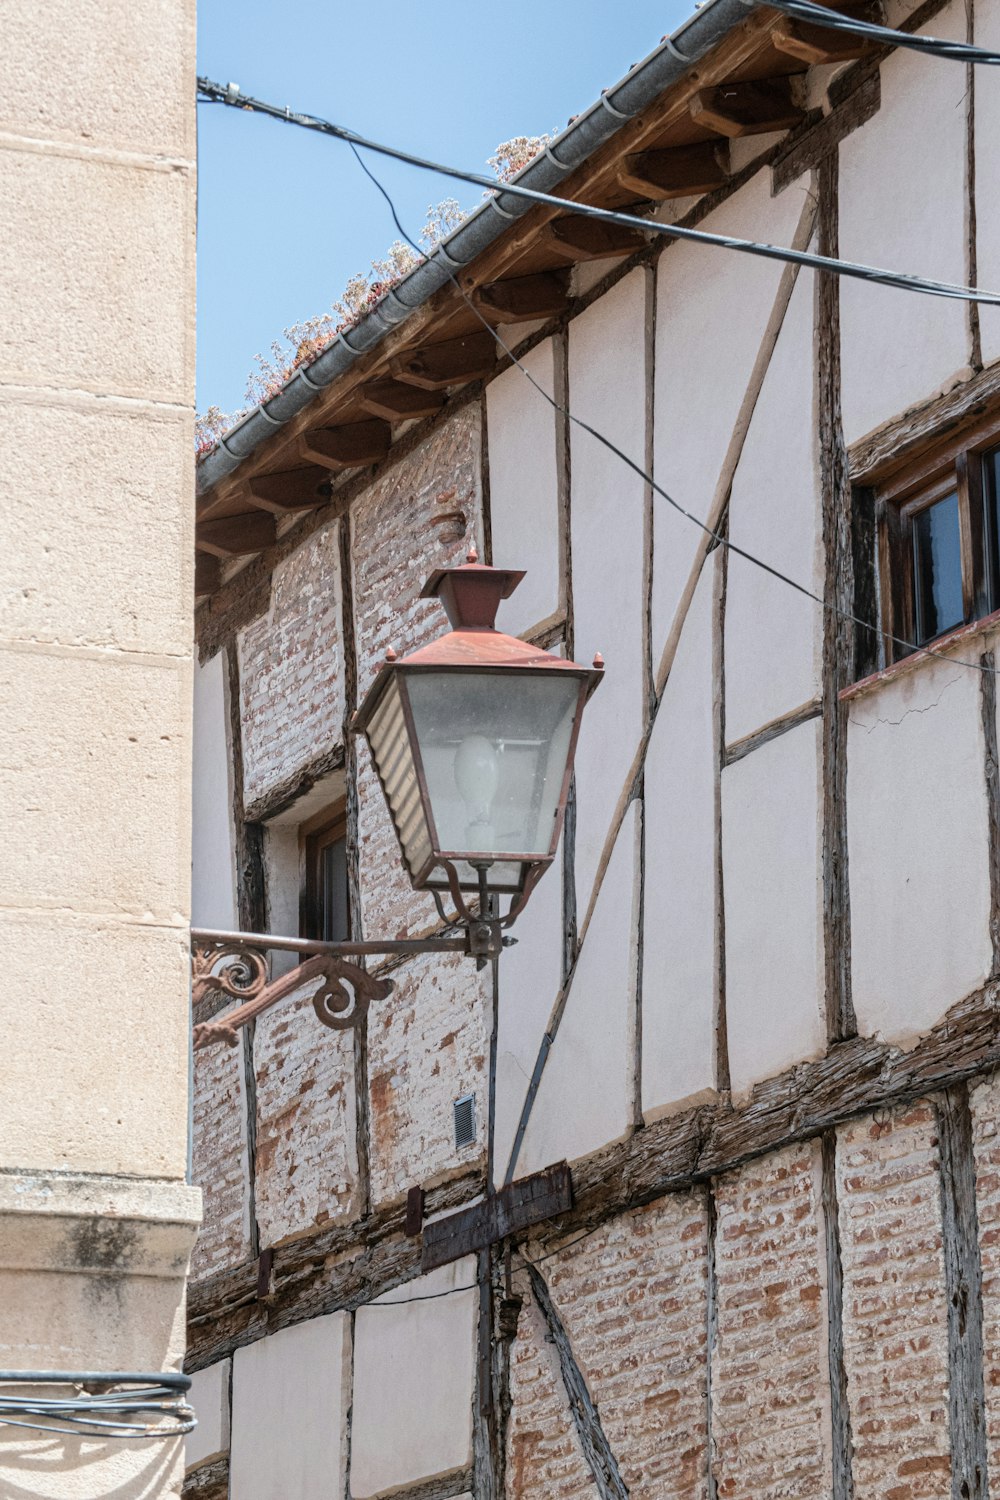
[
  {"left": 544, "top": 215, "right": 649, "bottom": 262},
  {"left": 195, "top": 554, "right": 221, "bottom": 596},
  {"left": 472, "top": 270, "right": 572, "bottom": 323},
  {"left": 357, "top": 380, "right": 447, "bottom": 421},
  {"left": 244, "top": 466, "right": 329, "bottom": 514},
  {"left": 771, "top": 17, "right": 870, "bottom": 63},
  {"left": 390, "top": 331, "right": 497, "bottom": 391},
  {"left": 689, "top": 77, "right": 806, "bottom": 137},
  {"left": 616, "top": 141, "right": 730, "bottom": 201},
  {"left": 299, "top": 419, "right": 391, "bottom": 471},
  {"left": 196, "top": 512, "right": 277, "bottom": 559}
]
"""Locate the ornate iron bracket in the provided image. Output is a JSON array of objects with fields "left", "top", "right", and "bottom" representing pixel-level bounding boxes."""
[{"left": 191, "top": 940, "right": 393, "bottom": 1051}]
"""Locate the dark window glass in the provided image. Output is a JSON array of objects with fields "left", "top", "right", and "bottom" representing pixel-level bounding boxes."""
[
  {"left": 912, "top": 491, "right": 963, "bottom": 644},
  {"left": 303, "top": 815, "right": 349, "bottom": 942},
  {"left": 319, "top": 835, "right": 349, "bottom": 943},
  {"left": 985, "top": 445, "right": 1000, "bottom": 611}
]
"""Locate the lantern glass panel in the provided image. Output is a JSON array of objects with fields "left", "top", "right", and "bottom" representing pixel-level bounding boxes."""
[
  {"left": 405, "top": 669, "right": 580, "bottom": 864},
  {"left": 365, "top": 673, "right": 433, "bottom": 881}
]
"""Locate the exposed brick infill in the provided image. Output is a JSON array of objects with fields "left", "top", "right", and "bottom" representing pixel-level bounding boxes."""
[
  {"left": 506, "top": 1286, "right": 599, "bottom": 1499},
  {"left": 970, "top": 1072, "right": 1000, "bottom": 1485},
  {"left": 540, "top": 1193, "right": 709, "bottom": 1499},
  {"left": 712, "top": 1142, "right": 831, "bottom": 1500},
  {"left": 837, "top": 1101, "right": 951, "bottom": 1500},
  {"left": 191, "top": 1034, "right": 251, "bottom": 1282}
]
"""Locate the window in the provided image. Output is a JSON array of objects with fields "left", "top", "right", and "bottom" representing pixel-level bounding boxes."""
[
  {"left": 300, "top": 804, "right": 350, "bottom": 943},
  {"left": 857, "top": 424, "right": 1000, "bottom": 677}
]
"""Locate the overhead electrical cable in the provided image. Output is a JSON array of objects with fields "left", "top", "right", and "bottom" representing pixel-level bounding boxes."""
[
  {"left": 750, "top": 0, "right": 1000, "bottom": 65},
  {"left": 196, "top": 79, "right": 1000, "bottom": 307},
  {"left": 343, "top": 136, "right": 998, "bottom": 682}
]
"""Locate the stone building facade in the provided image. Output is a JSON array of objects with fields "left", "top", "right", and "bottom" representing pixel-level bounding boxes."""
[
  {"left": 186, "top": 2, "right": 1000, "bottom": 1496},
  {"left": 0, "top": 0, "right": 200, "bottom": 1495}
]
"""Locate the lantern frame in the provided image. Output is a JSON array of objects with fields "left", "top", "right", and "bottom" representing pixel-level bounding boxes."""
[{"left": 351, "top": 552, "right": 603, "bottom": 909}]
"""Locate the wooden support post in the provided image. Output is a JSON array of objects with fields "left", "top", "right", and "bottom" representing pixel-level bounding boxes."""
[
  {"left": 689, "top": 78, "right": 805, "bottom": 137},
  {"left": 299, "top": 420, "right": 391, "bottom": 471},
  {"left": 617, "top": 142, "right": 730, "bottom": 200}
]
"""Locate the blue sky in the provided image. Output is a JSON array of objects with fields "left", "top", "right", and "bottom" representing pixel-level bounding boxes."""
[{"left": 196, "top": 0, "right": 695, "bottom": 416}]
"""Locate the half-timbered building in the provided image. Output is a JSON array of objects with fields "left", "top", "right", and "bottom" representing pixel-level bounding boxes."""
[{"left": 185, "top": 2, "right": 1000, "bottom": 1494}]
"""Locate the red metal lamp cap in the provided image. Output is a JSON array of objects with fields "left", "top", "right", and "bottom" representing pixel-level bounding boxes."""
[{"left": 420, "top": 549, "right": 526, "bottom": 631}]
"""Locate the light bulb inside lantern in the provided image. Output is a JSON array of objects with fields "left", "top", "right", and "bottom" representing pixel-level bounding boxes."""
[{"left": 454, "top": 734, "right": 500, "bottom": 851}]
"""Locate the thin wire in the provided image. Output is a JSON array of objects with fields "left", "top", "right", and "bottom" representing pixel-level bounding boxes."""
[
  {"left": 196, "top": 79, "right": 1000, "bottom": 307},
  {"left": 754, "top": 0, "right": 1000, "bottom": 64},
  {"left": 345, "top": 138, "right": 999, "bottom": 682}
]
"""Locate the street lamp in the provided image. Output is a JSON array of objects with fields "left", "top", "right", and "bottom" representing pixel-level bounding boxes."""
[
  {"left": 353, "top": 549, "right": 602, "bottom": 926},
  {"left": 191, "top": 550, "right": 602, "bottom": 1044}
]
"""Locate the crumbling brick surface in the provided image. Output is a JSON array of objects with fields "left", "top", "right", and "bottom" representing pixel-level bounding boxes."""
[
  {"left": 367, "top": 951, "right": 489, "bottom": 1206},
  {"left": 837, "top": 1101, "right": 951, "bottom": 1500},
  {"left": 253, "top": 980, "right": 359, "bottom": 1248},
  {"left": 542, "top": 1193, "right": 709, "bottom": 1499},
  {"left": 506, "top": 1286, "right": 600, "bottom": 1499},
  {"left": 711, "top": 1141, "right": 830, "bottom": 1500},
  {"left": 970, "top": 1071, "right": 1000, "bottom": 1484},
  {"left": 191, "top": 1036, "right": 251, "bottom": 1281},
  {"left": 351, "top": 409, "right": 481, "bottom": 942},
  {"left": 238, "top": 519, "right": 345, "bottom": 811}
]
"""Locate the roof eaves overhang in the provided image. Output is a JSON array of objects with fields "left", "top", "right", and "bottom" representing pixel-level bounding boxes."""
[{"left": 195, "top": 0, "right": 748, "bottom": 500}]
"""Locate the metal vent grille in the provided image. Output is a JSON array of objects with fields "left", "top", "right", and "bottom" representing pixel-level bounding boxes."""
[{"left": 453, "top": 1094, "right": 476, "bottom": 1150}]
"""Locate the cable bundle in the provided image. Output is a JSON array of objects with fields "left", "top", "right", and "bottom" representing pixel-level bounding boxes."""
[{"left": 0, "top": 1371, "right": 195, "bottom": 1441}]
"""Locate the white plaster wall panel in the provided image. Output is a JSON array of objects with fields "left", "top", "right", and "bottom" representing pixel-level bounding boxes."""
[
  {"left": 839, "top": 0, "right": 970, "bottom": 444},
  {"left": 0, "top": 395, "right": 192, "bottom": 657},
  {"left": 351, "top": 1260, "right": 477, "bottom": 1497},
  {"left": 238, "top": 520, "right": 344, "bottom": 812},
  {"left": 487, "top": 339, "right": 561, "bottom": 635},
  {"left": 0, "top": 147, "right": 194, "bottom": 404},
  {"left": 975, "top": 0, "right": 1000, "bottom": 362},
  {"left": 192, "top": 651, "right": 238, "bottom": 931},
  {"left": 0, "top": 646, "right": 190, "bottom": 923},
  {"left": 186, "top": 1359, "right": 231, "bottom": 1471},
  {"left": 190, "top": 1029, "right": 251, "bottom": 1282},
  {"left": 230, "top": 1312, "right": 350, "bottom": 1500},
  {"left": 652, "top": 172, "right": 807, "bottom": 658},
  {"left": 722, "top": 719, "right": 825, "bottom": 1098},
  {"left": 847, "top": 660, "right": 991, "bottom": 1045},
  {"left": 493, "top": 838, "right": 565, "bottom": 1186},
  {"left": 368, "top": 952, "right": 490, "bottom": 1205},
  {"left": 570, "top": 271, "right": 648, "bottom": 909},
  {"left": 517, "top": 803, "right": 640, "bottom": 1177},
  {"left": 723, "top": 275, "right": 824, "bottom": 744},
  {"left": 642, "top": 569, "right": 717, "bottom": 1118},
  {"left": 253, "top": 984, "right": 358, "bottom": 1247}
]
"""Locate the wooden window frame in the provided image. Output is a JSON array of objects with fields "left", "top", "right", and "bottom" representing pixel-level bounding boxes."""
[
  {"left": 299, "top": 801, "right": 350, "bottom": 943},
  {"left": 871, "top": 413, "right": 999, "bottom": 669}
]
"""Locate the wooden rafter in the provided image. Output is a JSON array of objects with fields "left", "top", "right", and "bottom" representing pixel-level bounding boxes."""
[
  {"left": 196, "top": 513, "right": 277, "bottom": 559},
  {"left": 689, "top": 77, "right": 806, "bottom": 137},
  {"left": 357, "top": 380, "right": 447, "bottom": 421},
  {"left": 544, "top": 215, "right": 649, "bottom": 262},
  {"left": 771, "top": 17, "right": 870, "bottom": 64},
  {"left": 299, "top": 420, "right": 391, "bottom": 471},
  {"left": 390, "top": 331, "right": 497, "bottom": 390},
  {"left": 472, "top": 270, "right": 572, "bottom": 323},
  {"left": 616, "top": 142, "right": 730, "bottom": 200},
  {"left": 244, "top": 466, "right": 329, "bottom": 514},
  {"left": 195, "top": 554, "right": 221, "bottom": 596}
]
